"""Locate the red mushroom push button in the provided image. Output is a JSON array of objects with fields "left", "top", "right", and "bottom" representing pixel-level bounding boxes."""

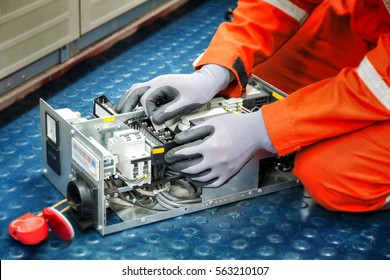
[
  {"left": 9, "top": 198, "right": 74, "bottom": 245},
  {"left": 9, "top": 213, "right": 49, "bottom": 245}
]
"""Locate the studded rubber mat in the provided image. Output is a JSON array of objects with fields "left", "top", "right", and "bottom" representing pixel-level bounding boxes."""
[{"left": 0, "top": 0, "right": 389, "bottom": 260}]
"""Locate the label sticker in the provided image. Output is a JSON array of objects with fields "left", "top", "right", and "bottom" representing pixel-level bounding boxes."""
[{"left": 72, "top": 138, "right": 100, "bottom": 181}]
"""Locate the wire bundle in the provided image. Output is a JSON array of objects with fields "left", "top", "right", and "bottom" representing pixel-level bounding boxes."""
[{"left": 110, "top": 168, "right": 202, "bottom": 211}]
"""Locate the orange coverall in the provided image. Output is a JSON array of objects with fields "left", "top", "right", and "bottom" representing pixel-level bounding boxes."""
[{"left": 196, "top": 0, "right": 390, "bottom": 212}]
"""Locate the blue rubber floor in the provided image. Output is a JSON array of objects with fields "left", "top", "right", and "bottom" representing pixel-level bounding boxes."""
[{"left": 1, "top": 0, "right": 389, "bottom": 260}]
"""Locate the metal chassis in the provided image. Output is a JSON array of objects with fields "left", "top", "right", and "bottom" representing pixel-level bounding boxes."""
[{"left": 40, "top": 83, "right": 299, "bottom": 236}]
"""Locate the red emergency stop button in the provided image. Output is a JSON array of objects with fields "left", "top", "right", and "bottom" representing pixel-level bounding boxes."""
[{"left": 9, "top": 213, "right": 49, "bottom": 245}]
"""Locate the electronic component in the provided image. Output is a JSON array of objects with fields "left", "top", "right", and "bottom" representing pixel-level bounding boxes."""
[
  {"left": 108, "top": 129, "right": 151, "bottom": 187},
  {"left": 45, "top": 112, "right": 59, "bottom": 145},
  {"left": 67, "top": 180, "right": 94, "bottom": 223},
  {"left": 93, "top": 95, "right": 116, "bottom": 118},
  {"left": 243, "top": 86, "right": 270, "bottom": 110},
  {"left": 46, "top": 140, "right": 61, "bottom": 175}
]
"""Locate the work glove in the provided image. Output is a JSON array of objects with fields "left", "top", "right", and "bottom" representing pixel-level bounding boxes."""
[
  {"left": 116, "top": 64, "right": 230, "bottom": 124},
  {"left": 164, "top": 109, "right": 275, "bottom": 187}
]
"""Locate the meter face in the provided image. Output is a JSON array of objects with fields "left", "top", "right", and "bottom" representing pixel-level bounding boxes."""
[{"left": 46, "top": 112, "right": 58, "bottom": 145}]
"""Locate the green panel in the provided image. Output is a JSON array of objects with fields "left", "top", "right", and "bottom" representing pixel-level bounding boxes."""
[
  {"left": 0, "top": 0, "right": 79, "bottom": 79},
  {"left": 0, "top": 0, "right": 40, "bottom": 16},
  {"left": 80, "top": 0, "right": 147, "bottom": 34}
]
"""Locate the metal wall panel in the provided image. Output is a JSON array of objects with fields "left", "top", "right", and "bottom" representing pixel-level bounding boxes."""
[
  {"left": 0, "top": 0, "right": 79, "bottom": 79},
  {"left": 80, "top": 0, "right": 147, "bottom": 34}
]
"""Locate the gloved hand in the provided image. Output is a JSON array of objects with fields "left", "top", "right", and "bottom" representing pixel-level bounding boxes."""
[
  {"left": 164, "top": 109, "right": 276, "bottom": 187},
  {"left": 116, "top": 64, "right": 230, "bottom": 124}
]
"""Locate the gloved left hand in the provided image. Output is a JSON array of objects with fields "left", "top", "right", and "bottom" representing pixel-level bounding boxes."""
[
  {"left": 115, "top": 64, "right": 230, "bottom": 125},
  {"left": 164, "top": 109, "right": 275, "bottom": 187}
]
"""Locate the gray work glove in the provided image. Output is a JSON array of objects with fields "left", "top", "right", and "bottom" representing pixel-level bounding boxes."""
[
  {"left": 165, "top": 109, "right": 275, "bottom": 187},
  {"left": 116, "top": 64, "right": 230, "bottom": 124}
]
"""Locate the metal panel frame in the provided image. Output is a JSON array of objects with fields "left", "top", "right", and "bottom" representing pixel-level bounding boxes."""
[{"left": 40, "top": 94, "right": 299, "bottom": 236}]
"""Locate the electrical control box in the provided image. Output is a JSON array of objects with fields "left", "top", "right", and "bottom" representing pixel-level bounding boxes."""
[{"left": 40, "top": 76, "right": 299, "bottom": 236}]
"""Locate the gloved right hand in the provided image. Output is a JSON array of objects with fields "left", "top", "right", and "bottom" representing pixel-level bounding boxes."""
[
  {"left": 116, "top": 64, "right": 230, "bottom": 124},
  {"left": 164, "top": 108, "right": 276, "bottom": 187}
]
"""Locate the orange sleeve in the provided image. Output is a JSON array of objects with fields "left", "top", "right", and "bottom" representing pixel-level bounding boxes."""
[
  {"left": 195, "top": 0, "right": 324, "bottom": 97},
  {"left": 262, "top": 33, "right": 390, "bottom": 156}
]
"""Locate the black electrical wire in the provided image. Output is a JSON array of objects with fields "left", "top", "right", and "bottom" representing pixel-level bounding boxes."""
[
  {"left": 152, "top": 165, "right": 159, "bottom": 181},
  {"left": 159, "top": 164, "right": 167, "bottom": 179}
]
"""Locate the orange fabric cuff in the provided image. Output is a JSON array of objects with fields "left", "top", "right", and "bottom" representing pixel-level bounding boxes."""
[{"left": 262, "top": 99, "right": 301, "bottom": 156}]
